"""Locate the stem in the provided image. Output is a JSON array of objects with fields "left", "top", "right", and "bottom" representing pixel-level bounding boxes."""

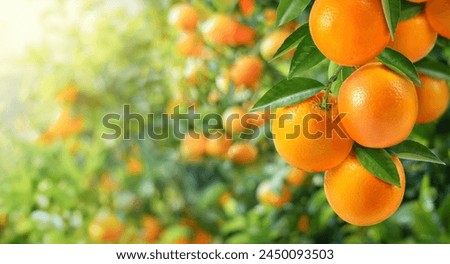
[{"left": 320, "top": 65, "right": 343, "bottom": 110}]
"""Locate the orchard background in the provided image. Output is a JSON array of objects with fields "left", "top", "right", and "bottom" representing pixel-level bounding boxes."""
[{"left": 0, "top": 0, "right": 449, "bottom": 243}]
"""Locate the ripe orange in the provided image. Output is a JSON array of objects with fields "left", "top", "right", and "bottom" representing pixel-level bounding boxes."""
[
  {"left": 257, "top": 181, "right": 292, "bottom": 207},
  {"left": 260, "top": 30, "right": 292, "bottom": 60},
  {"left": 168, "top": 3, "right": 199, "bottom": 32},
  {"left": 127, "top": 157, "right": 143, "bottom": 175},
  {"left": 43, "top": 108, "right": 84, "bottom": 142},
  {"left": 238, "top": 0, "right": 255, "bottom": 17},
  {"left": 205, "top": 133, "right": 233, "bottom": 157},
  {"left": 222, "top": 106, "right": 248, "bottom": 134},
  {"left": 272, "top": 91, "right": 353, "bottom": 172},
  {"left": 230, "top": 56, "right": 263, "bottom": 89},
  {"left": 141, "top": 216, "right": 162, "bottom": 243},
  {"left": 408, "top": 0, "right": 427, "bottom": 2},
  {"left": 264, "top": 9, "right": 277, "bottom": 26},
  {"left": 201, "top": 14, "right": 255, "bottom": 46},
  {"left": 99, "top": 172, "right": 118, "bottom": 193},
  {"left": 309, "top": 0, "right": 390, "bottom": 66},
  {"left": 227, "top": 142, "right": 258, "bottom": 164},
  {"left": 192, "top": 229, "right": 213, "bottom": 244},
  {"left": 297, "top": 215, "right": 310, "bottom": 233},
  {"left": 388, "top": 13, "right": 437, "bottom": 62},
  {"left": 286, "top": 168, "right": 307, "bottom": 187},
  {"left": 88, "top": 214, "right": 125, "bottom": 243},
  {"left": 180, "top": 131, "right": 207, "bottom": 161},
  {"left": 426, "top": 0, "right": 450, "bottom": 39},
  {"left": 415, "top": 74, "right": 449, "bottom": 123},
  {"left": 176, "top": 33, "right": 204, "bottom": 57},
  {"left": 338, "top": 63, "right": 418, "bottom": 148},
  {"left": 184, "top": 61, "right": 206, "bottom": 85},
  {"left": 56, "top": 84, "right": 78, "bottom": 104},
  {"left": 324, "top": 153, "right": 406, "bottom": 226}
]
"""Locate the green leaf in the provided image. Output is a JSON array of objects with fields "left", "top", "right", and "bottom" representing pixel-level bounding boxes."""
[
  {"left": 387, "top": 140, "right": 445, "bottom": 165},
  {"left": 382, "top": 0, "right": 401, "bottom": 39},
  {"left": 415, "top": 58, "right": 450, "bottom": 81},
  {"left": 271, "top": 23, "right": 309, "bottom": 61},
  {"left": 399, "top": 1, "right": 425, "bottom": 21},
  {"left": 276, "top": 0, "right": 311, "bottom": 27},
  {"left": 377, "top": 48, "right": 421, "bottom": 86},
  {"left": 353, "top": 145, "right": 401, "bottom": 187},
  {"left": 328, "top": 62, "right": 353, "bottom": 95},
  {"left": 251, "top": 78, "right": 324, "bottom": 111},
  {"left": 288, "top": 34, "right": 326, "bottom": 79}
]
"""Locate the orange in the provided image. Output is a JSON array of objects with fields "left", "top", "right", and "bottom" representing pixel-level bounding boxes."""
[
  {"left": 127, "top": 157, "right": 143, "bottom": 175},
  {"left": 99, "top": 172, "right": 118, "bottom": 193},
  {"left": 415, "top": 74, "right": 449, "bottom": 123},
  {"left": 184, "top": 61, "right": 206, "bottom": 85},
  {"left": 257, "top": 181, "right": 292, "bottom": 207},
  {"left": 176, "top": 33, "right": 204, "bottom": 57},
  {"left": 338, "top": 63, "right": 418, "bottom": 148},
  {"left": 222, "top": 106, "right": 248, "bottom": 134},
  {"left": 202, "top": 14, "right": 255, "bottom": 46},
  {"left": 426, "top": 0, "right": 450, "bottom": 39},
  {"left": 388, "top": 13, "right": 437, "bottom": 62},
  {"left": 309, "top": 0, "right": 390, "bottom": 66},
  {"left": 219, "top": 192, "right": 232, "bottom": 207},
  {"left": 44, "top": 108, "right": 84, "bottom": 142},
  {"left": 168, "top": 3, "right": 199, "bottom": 32},
  {"left": 260, "top": 30, "right": 292, "bottom": 60},
  {"left": 286, "top": 168, "right": 307, "bottom": 187},
  {"left": 205, "top": 133, "right": 233, "bottom": 157},
  {"left": 297, "top": 215, "right": 310, "bottom": 233},
  {"left": 227, "top": 142, "right": 258, "bottom": 164},
  {"left": 272, "top": 91, "right": 353, "bottom": 172},
  {"left": 180, "top": 131, "right": 207, "bottom": 161},
  {"left": 192, "top": 229, "right": 213, "bottom": 244},
  {"left": 324, "top": 153, "right": 406, "bottom": 226},
  {"left": 408, "top": 0, "right": 427, "bottom": 2},
  {"left": 264, "top": 9, "right": 277, "bottom": 26},
  {"left": 230, "top": 56, "right": 263, "bottom": 89},
  {"left": 88, "top": 214, "right": 125, "bottom": 243},
  {"left": 141, "top": 216, "right": 162, "bottom": 243},
  {"left": 56, "top": 84, "right": 78, "bottom": 104},
  {"left": 238, "top": 0, "right": 255, "bottom": 17}
]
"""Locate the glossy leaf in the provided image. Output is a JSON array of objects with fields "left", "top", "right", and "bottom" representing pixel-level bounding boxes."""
[
  {"left": 251, "top": 78, "right": 324, "bottom": 111},
  {"left": 377, "top": 48, "right": 421, "bottom": 86},
  {"left": 288, "top": 34, "right": 326, "bottom": 79},
  {"left": 272, "top": 23, "right": 309, "bottom": 61},
  {"left": 354, "top": 144, "right": 401, "bottom": 187},
  {"left": 399, "top": 1, "right": 425, "bottom": 21},
  {"left": 382, "top": 0, "right": 401, "bottom": 39},
  {"left": 415, "top": 58, "right": 450, "bottom": 81},
  {"left": 388, "top": 140, "right": 445, "bottom": 165},
  {"left": 276, "top": 0, "right": 311, "bottom": 27}
]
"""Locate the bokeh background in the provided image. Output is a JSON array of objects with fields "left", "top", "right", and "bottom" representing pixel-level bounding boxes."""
[{"left": 0, "top": 0, "right": 449, "bottom": 243}]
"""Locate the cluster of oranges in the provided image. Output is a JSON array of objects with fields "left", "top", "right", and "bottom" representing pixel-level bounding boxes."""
[
  {"left": 272, "top": 0, "right": 449, "bottom": 226},
  {"left": 88, "top": 213, "right": 212, "bottom": 244}
]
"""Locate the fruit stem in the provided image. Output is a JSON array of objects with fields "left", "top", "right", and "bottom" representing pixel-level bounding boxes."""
[{"left": 320, "top": 65, "right": 343, "bottom": 110}]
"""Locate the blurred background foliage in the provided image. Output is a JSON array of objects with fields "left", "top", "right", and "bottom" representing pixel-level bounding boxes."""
[{"left": 0, "top": 0, "right": 448, "bottom": 243}]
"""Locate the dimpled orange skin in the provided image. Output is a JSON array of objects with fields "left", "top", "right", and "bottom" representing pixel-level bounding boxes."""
[
  {"left": 338, "top": 63, "right": 418, "bottom": 148},
  {"left": 426, "top": 0, "right": 450, "bottom": 39},
  {"left": 168, "top": 3, "right": 199, "bottom": 32},
  {"left": 415, "top": 74, "right": 449, "bottom": 123},
  {"left": 309, "top": 0, "right": 390, "bottom": 66},
  {"left": 388, "top": 13, "right": 437, "bottom": 62},
  {"left": 272, "top": 92, "right": 353, "bottom": 172},
  {"left": 324, "top": 153, "right": 406, "bottom": 226},
  {"left": 230, "top": 56, "right": 263, "bottom": 89},
  {"left": 227, "top": 143, "right": 258, "bottom": 164}
]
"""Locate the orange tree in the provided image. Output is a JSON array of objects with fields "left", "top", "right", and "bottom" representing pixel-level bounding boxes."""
[{"left": 0, "top": 0, "right": 449, "bottom": 243}]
